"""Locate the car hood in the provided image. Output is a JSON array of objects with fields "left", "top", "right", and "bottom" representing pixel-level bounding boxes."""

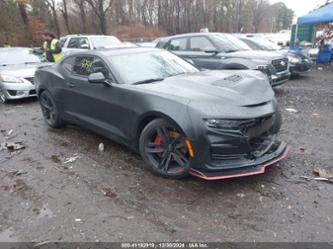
[
  {"left": 0, "top": 63, "right": 52, "bottom": 78},
  {"left": 224, "top": 50, "right": 283, "bottom": 61},
  {"left": 136, "top": 70, "right": 274, "bottom": 107}
]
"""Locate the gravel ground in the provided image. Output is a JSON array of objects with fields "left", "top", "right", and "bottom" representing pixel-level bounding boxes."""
[{"left": 0, "top": 66, "right": 332, "bottom": 242}]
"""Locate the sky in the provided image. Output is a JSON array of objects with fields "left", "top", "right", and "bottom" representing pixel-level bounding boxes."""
[{"left": 269, "top": 0, "right": 327, "bottom": 19}]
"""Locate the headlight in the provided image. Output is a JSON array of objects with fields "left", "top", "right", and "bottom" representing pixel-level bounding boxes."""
[
  {"left": 204, "top": 119, "right": 242, "bottom": 130},
  {"left": 0, "top": 74, "right": 24, "bottom": 83},
  {"left": 288, "top": 56, "right": 300, "bottom": 64}
]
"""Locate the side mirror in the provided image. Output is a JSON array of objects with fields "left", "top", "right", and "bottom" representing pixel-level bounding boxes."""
[
  {"left": 88, "top": 72, "right": 111, "bottom": 87},
  {"left": 80, "top": 44, "right": 90, "bottom": 49},
  {"left": 204, "top": 47, "right": 218, "bottom": 54}
]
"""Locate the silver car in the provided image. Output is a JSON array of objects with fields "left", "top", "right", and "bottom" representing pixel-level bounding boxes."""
[{"left": 0, "top": 48, "right": 50, "bottom": 103}]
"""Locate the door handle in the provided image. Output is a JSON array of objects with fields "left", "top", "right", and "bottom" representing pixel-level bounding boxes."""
[{"left": 66, "top": 82, "right": 75, "bottom": 88}]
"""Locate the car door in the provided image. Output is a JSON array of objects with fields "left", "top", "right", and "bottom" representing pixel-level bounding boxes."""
[
  {"left": 187, "top": 36, "right": 224, "bottom": 69},
  {"left": 166, "top": 37, "right": 193, "bottom": 61},
  {"left": 60, "top": 55, "right": 128, "bottom": 141}
]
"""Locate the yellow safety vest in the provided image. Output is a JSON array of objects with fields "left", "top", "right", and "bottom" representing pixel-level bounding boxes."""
[{"left": 43, "top": 39, "right": 64, "bottom": 62}]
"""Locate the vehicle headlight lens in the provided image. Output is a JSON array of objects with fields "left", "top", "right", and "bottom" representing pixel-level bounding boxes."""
[
  {"left": 0, "top": 74, "right": 24, "bottom": 83},
  {"left": 204, "top": 119, "right": 242, "bottom": 129},
  {"left": 288, "top": 56, "right": 300, "bottom": 64}
]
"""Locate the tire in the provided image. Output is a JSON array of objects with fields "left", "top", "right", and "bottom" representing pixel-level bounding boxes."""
[
  {"left": 139, "top": 119, "right": 191, "bottom": 179},
  {"left": 39, "top": 90, "right": 65, "bottom": 128},
  {"left": 0, "top": 87, "right": 7, "bottom": 104}
]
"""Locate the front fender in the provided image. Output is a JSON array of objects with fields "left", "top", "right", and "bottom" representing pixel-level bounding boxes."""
[{"left": 220, "top": 57, "right": 257, "bottom": 70}]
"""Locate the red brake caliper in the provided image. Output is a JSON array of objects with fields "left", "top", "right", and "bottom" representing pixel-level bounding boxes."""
[
  {"left": 154, "top": 135, "right": 161, "bottom": 145},
  {"left": 154, "top": 135, "right": 162, "bottom": 157}
]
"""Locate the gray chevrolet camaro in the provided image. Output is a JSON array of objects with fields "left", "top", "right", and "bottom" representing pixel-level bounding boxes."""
[
  {"left": 0, "top": 48, "right": 49, "bottom": 103},
  {"left": 34, "top": 47, "right": 290, "bottom": 180}
]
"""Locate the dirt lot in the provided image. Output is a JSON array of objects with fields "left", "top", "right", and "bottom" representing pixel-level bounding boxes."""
[{"left": 0, "top": 66, "right": 332, "bottom": 242}]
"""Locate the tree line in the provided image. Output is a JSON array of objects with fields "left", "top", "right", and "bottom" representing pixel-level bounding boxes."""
[{"left": 0, "top": 0, "right": 294, "bottom": 46}]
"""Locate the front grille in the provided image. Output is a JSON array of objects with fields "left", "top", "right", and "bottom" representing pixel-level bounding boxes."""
[
  {"left": 249, "top": 134, "right": 276, "bottom": 157},
  {"left": 272, "top": 58, "right": 288, "bottom": 72},
  {"left": 25, "top": 77, "right": 34, "bottom": 85},
  {"left": 240, "top": 115, "right": 275, "bottom": 139},
  {"left": 209, "top": 115, "right": 276, "bottom": 161},
  {"left": 29, "top": 90, "right": 36, "bottom": 95},
  {"left": 7, "top": 90, "right": 17, "bottom": 96}
]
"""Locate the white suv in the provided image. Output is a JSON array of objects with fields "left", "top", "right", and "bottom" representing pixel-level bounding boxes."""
[{"left": 60, "top": 35, "right": 132, "bottom": 55}]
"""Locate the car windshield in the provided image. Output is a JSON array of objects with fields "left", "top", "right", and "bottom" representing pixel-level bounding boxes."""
[
  {"left": 90, "top": 36, "right": 122, "bottom": 48},
  {"left": 0, "top": 49, "right": 44, "bottom": 66},
  {"left": 107, "top": 50, "right": 199, "bottom": 84},
  {"left": 249, "top": 38, "right": 281, "bottom": 51},
  {"left": 211, "top": 34, "right": 251, "bottom": 52}
]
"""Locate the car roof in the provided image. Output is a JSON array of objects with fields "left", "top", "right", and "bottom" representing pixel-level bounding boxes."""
[
  {"left": 61, "top": 34, "right": 118, "bottom": 39},
  {"left": 67, "top": 47, "right": 163, "bottom": 57},
  {"left": 163, "top": 32, "right": 231, "bottom": 40}
]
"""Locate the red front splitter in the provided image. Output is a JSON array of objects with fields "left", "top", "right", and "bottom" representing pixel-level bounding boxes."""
[{"left": 190, "top": 146, "right": 292, "bottom": 181}]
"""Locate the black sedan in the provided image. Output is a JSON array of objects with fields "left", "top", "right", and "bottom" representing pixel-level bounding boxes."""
[
  {"left": 239, "top": 37, "right": 312, "bottom": 76},
  {"left": 34, "top": 47, "right": 290, "bottom": 180}
]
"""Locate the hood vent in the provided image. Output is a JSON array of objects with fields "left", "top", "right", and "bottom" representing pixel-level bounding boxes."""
[
  {"left": 212, "top": 74, "right": 243, "bottom": 87},
  {"left": 223, "top": 74, "right": 243, "bottom": 82}
]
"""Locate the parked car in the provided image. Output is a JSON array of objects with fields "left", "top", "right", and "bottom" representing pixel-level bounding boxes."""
[
  {"left": 34, "top": 47, "right": 289, "bottom": 180},
  {"left": 136, "top": 38, "right": 162, "bottom": 48},
  {"left": 0, "top": 47, "right": 50, "bottom": 103},
  {"left": 59, "top": 35, "right": 126, "bottom": 55},
  {"left": 156, "top": 33, "right": 290, "bottom": 86},
  {"left": 136, "top": 42, "right": 156, "bottom": 48},
  {"left": 239, "top": 36, "right": 312, "bottom": 76}
]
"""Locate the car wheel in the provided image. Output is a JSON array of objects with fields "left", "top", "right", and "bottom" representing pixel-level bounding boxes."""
[
  {"left": 39, "top": 90, "right": 65, "bottom": 128},
  {"left": 139, "top": 119, "right": 191, "bottom": 179},
  {"left": 0, "top": 88, "right": 7, "bottom": 103}
]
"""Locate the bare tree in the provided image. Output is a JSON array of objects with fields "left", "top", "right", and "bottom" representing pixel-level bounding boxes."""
[
  {"left": 252, "top": 0, "right": 270, "bottom": 32},
  {"left": 85, "top": 0, "right": 115, "bottom": 34},
  {"left": 45, "top": 0, "right": 61, "bottom": 37},
  {"left": 73, "top": 0, "right": 87, "bottom": 33},
  {"left": 60, "top": 0, "right": 71, "bottom": 33}
]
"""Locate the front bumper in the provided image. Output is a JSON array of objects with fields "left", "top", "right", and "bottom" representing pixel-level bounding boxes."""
[
  {"left": 270, "top": 70, "right": 291, "bottom": 87},
  {"left": 190, "top": 142, "right": 290, "bottom": 180},
  {"left": 290, "top": 62, "right": 312, "bottom": 75},
  {"left": 256, "top": 65, "right": 290, "bottom": 87},
  {"left": 188, "top": 108, "right": 290, "bottom": 180},
  {"left": 1, "top": 82, "right": 36, "bottom": 100}
]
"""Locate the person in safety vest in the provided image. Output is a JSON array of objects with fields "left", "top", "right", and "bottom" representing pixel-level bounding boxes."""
[{"left": 42, "top": 31, "right": 63, "bottom": 62}]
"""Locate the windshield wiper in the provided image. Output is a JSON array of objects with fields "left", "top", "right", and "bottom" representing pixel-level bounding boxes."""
[
  {"left": 133, "top": 78, "right": 164, "bottom": 85},
  {"left": 24, "top": 62, "right": 40, "bottom": 64}
]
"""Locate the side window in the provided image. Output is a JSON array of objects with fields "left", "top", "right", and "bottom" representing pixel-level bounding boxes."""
[
  {"left": 72, "top": 56, "right": 109, "bottom": 77},
  {"left": 59, "top": 38, "right": 67, "bottom": 48},
  {"left": 189, "top": 37, "right": 215, "bottom": 51},
  {"left": 91, "top": 57, "right": 109, "bottom": 78},
  {"left": 73, "top": 56, "right": 94, "bottom": 76},
  {"left": 62, "top": 56, "right": 74, "bottom": 72},
  {"left": 68, "top": 38, "right": 90, "bottom": 49},
  {"left": 169, "top": 38, "right": 187, "bottom": 51}
]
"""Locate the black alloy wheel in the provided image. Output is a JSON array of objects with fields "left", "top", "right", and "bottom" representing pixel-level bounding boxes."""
[
  {"left": 139, "top": 119, "right": 192, "bottom": 179},
  {"left": 39, "top": 90, "right": 65, "bottom": 128}
]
